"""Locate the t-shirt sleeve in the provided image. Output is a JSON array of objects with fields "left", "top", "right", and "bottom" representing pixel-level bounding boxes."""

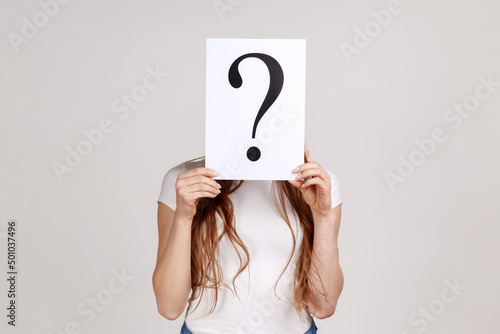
[
  {"left": 158, "top": 165, "right": 183, "bottom": 210},
  {"left": 327, "top": 170, "right": 342, "bottom": 209}
]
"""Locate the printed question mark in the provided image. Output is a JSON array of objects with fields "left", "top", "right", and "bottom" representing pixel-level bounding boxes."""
[{"left": 228, "top": 53, "right": 284, "bottom": 162}]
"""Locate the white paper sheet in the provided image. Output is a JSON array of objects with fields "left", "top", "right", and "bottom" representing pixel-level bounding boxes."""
[{"left": 205, "top": 38, "right": 306, "bottom": 180}]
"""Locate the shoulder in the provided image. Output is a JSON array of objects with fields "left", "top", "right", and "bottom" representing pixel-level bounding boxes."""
[
  {"left": 162, "top": 157, "right": 205, "bottom": 185},
  {"left": 325, "top": 169, "right": 340, "bottom": 186},
  {"left": 158, "top": 157, "right": 205, "bottom": 209},
  {"left": 325, "top": 168, "right": 342, "bottom": 208}
]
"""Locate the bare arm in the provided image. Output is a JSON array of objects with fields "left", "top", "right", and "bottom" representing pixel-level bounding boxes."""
[
  {"left": 152, "top": 167, "right": 220, "bottom": 320},
  {"left": 152, "top": 204, "right": 193, "bottom": 320},
  {"left": 290, "top": 146, "right": 344, "bottom": 319},
  {"left": 306, "top": 205, "right": 344, "bottom": 319}
]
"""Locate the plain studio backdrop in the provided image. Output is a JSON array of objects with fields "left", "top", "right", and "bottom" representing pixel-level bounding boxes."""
[{"left": 1, "top": 0, "right": 499, "bottom": 333}]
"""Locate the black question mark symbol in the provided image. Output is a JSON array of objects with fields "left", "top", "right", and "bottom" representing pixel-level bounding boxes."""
[{"left": 228, "top": 53, "right": 284, "bottom": 162}]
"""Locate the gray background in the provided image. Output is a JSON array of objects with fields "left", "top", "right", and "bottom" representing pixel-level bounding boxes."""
[{"left": 1, "top": 0, "right": 499, "bottom": 333}]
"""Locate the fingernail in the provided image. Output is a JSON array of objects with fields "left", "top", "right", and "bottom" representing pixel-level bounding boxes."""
[
  {"left": 217, "top": 183, "right": 221, "bottom": 188},
  {"left": 212, "top": 171, "right": 218, "bottom": 176},
  {"left": 295, "top": 173, "right": 302, "bottom": 179},
  {"left": 293, "top": 167, "right": 299, "bottom": 173}
]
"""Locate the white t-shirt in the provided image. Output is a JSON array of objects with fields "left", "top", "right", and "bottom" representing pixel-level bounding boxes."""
[{"left": 158, "top": 159, "right": 342, "bottom": 334}]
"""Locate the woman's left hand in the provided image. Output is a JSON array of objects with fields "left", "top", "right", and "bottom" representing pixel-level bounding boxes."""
[{"left": 288, "top": 146, "right": 332, "bottom": 217}]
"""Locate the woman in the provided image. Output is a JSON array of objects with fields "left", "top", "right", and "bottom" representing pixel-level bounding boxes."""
[{"left": 153, "top": 146, "right": 344, "bottom": 334}]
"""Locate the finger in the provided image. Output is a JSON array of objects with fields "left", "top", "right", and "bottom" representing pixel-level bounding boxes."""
[
  {"left": 178, "top": 174, "right": 221, "bottom": 191},
  {"left": 294, "top": 161, "right": 321, "bottom": 174},
  {"left": 185, "top": 191, "right": 219, "bottom": 204},
  {"left": 184, "top": 183, "right": 221, "bottom": 195},
  {"left": 304, "top": 145, "right": 314, "bottom": 163},
  {"left": 194, "top": 191, "right": 220, "bottom": 199},
  {"left": 296, "top": 168, "right": 329, "bottom": 182},
  {"left": 178, "top": 167, "right": 218, "bottom": 179},
  {"left": 301, "top": 176, "right": 328, "bottom": 190}
]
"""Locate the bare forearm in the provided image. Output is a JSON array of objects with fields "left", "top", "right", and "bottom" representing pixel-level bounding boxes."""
[
  {"left": 153, "top": 213, "right": 192, "bottom": 318},
  {"left": 307, "top": 210, "right": 344, "bottom": 318}
]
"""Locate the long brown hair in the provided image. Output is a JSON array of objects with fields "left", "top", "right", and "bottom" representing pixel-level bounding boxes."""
[{"left": 185, "top": 157, "right": 326, "bottom": 322}]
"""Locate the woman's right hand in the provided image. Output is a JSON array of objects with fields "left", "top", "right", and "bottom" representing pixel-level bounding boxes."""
[{"left": 174, "top": 167, "right": 221, "bottom": 220}]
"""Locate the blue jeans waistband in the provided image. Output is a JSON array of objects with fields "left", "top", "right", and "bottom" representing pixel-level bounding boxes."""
[{"left": 180, "top": 318, "right": 318, "bottom": 334}]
